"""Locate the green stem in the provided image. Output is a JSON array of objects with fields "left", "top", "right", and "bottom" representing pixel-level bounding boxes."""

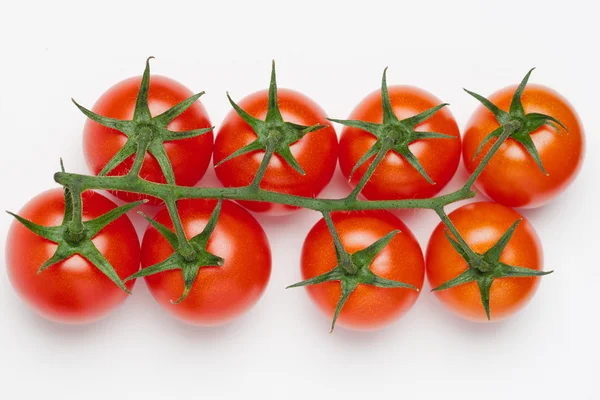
[
  {"left": 55, "top": 172, "right": 475, "bottom": 212},
  {"left": 164, "top": 197, "right": 197, "bottom": 262},
  {"left": 434, "top": 206, "right": 477, "bottom": 263},
  {"left": 66, "top": 186, "right": 85, "bottom": 244},
  {"left": 52, "top": 111, "right": 516, "bottom": 262},
  {"left": 127, "top": 134, "right": 151, "bottom": 178},
  {"left": 463, "top": 121, "right": 520, "bottom": 190},
  {"left": 347, "top": 146, "right": 388, "bottom": 201},
  {"left": 322, "top": 212, "right": 356, "bottom": 274},
  {"left": 430, "top": 121, "right": 520, "bottom": 272},
  {"left": 250, "top": 145, "right": 275, "bottom": 190}
]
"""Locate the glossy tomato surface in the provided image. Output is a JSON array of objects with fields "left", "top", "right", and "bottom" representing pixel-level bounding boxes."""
[
  {"left": 463, "top": 84, "right": 584, "bottom": 208},
  {"left": 426, "top": 202, "right": 544, "bottom": 321},
  {"left": 213, "top": 89, "right": 338, "bottom": 216},
  {"left": 83, "top": 75, "right": 213, "bottom": 204},
  {"left": 141, "top": 199, "right": 271, "bottom": 325},
  {"left": 301, "top": 211, "right": 424, "bottom": 330},
  {"left": 5, "top": 189, "right": 140, "bottom": 324},
  {"left": 339, "top": 86, "right": 461, "bottom": 200}
]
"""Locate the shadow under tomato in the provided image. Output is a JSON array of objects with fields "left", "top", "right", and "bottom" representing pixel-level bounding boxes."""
[
  {"left": 135, "top": 280, "right": 256, "bottom": 342},
  {"left": 18, "top": 301, "right": 115, "bottom": 341}
]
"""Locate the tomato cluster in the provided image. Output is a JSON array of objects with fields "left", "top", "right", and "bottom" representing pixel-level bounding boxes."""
[{"left": 5, "top": 61, "right": 584, "bottom": 331}]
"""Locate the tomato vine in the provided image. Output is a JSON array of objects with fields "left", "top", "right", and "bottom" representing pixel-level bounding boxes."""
[{"left": 10, "top": 59, "right": 565, "bottom": 329}]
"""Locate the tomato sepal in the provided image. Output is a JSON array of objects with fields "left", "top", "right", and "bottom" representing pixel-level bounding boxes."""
[
  {"left": 465, "top": 68, "right": 568, "bottom": 174},
  {"left": 73, "top": 57, "right": 214, "bottom": 185},
  {"left": 432, "top": 219, "right": 552, "bottom": 320},
  {"left": 215, "top": 61, "right": 328, "bottom": 186},
  {"left": 287, "top": 212, "right": 418, "bottom": 332},
  {"left": 125, "top": 199, "right": 225, "bottom": 303},
  {"left": 6, "top": 188, "right": 144, "bottom": 294},
  {"left": 330, "top": 68, "right": 455, "bottom": 198}
]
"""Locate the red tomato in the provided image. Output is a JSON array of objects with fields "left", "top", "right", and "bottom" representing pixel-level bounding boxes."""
[
  {"left": 141, "top": 199, "right": 271, "bottom": 325},
  {"left": 463, "top": 84, "right": 584, "bottom": 208},
  {"left": 5, "top": 189, "right": 140, "bottom": 324},
  {"left": 83, "top": 75, "right": 213, "bottom": 204},
  {"left": 426, "top": 202, "right": 544, "bottom": 321},
  {"left": 213, "top": 89, "right": 338, "bottom": 216},
  {"left": 300, "top": 211, "right": 424, "bottom": 330},
  {"left": 339, "top": 86, "right": 461, "bottom": 200}
]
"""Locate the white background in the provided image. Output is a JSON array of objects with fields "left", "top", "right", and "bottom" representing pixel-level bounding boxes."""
[{"left": 1, "top": 1, "right": 598, "bottom": 399}]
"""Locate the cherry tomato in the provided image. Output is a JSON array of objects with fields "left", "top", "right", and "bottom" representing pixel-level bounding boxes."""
[
  {"left": 426, "top": 202, "right": 544, "bottom": 321},
  {"left": 301, "top": 211, "right": 424, "bottom": 330},
  {"left": 463, "top": 84, "right": 584, "bottom": 208},
  {"left": 83, "top": 75, "right": 213, "bottom": 205},
  {"left": 141, "top": 199, "right": 271, "bottom": 325},
  {"left": 339, "top": 86, "right": 461, "bottom": 200},
  {"left": 213, "top": 89, "right": 338, "bottom": 216},
  {"left": 5, "top": 189, "right": 140, "bottom": 324}
]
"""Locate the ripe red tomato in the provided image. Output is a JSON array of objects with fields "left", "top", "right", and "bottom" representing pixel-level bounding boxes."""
[
  {"left": 338, "top": 86, "right": 461, "bottom": 200},
  {"left": 300, "top": 211, "right": 424, "bottom": 330},
  {"left": 463, "top": 85, "right": 584, "bottom": 208},
  {"left": 5, "top": 189, "right": 140, "bottom": 324},
  {"left": 426, "top": 202, "right": 544, "bottom": 321},
  {"left": 213, "top": 89, "right": 338, "bottom": 216},
  {"left": 141, "top": 199, "right": 271, "bottom": 325},
  {"left": 83, "top": 75, "right": 213, "bottom": 204}
]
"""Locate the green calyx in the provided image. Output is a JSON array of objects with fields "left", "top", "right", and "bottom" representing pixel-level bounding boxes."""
[
  {"left": 7, "top": 172, "right": 145, "bottom": 293},
  {"left": 125, "top": 199, "right": 225, "bottom": 303},
  {"left": 465, "top": 68, "right": 568, "bottom": 175},
  {"left": 432, "top": 219, "right": 552, "bottom": 320},
  {"left": 287, "top": 212, "right": 418, "bottom": 332},
  {"left": 215, "top": 60, "right": 327, "bottom": 185},
  {"left": 329, "top": 67, "right": 454, "bottom": 193},
  {"left": 72, "top": 57, "right": 214, "bottom": 184}
]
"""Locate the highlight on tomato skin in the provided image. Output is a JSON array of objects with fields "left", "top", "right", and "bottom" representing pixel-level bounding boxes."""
[
  {"left": 82, "top": 74, "right": 214, "bottom": 205},
  {"left": 140, "top": 199, "right": 272, "bottom": 326},
  {"left": 213, "top": 88, "right": 339, "bottom": 216},
  {"left": 300, "top": 211, "right": 425, "bottom": 331},
  {"left": 5, "top": 189, "right": 141, "bottom": 324},
  {"left": 426, "top": 202, "right": 545, "bottom": 322},
  {"left": 338, "top": 85, "right": 462, "bottom": 201},
  {"left": 463, "top": 84, "right": 585, "bottom": 209}
]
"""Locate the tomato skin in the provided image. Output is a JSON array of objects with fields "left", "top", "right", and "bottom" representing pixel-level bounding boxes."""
[
  {"left": 83, "top": 75, "right": 213, "bottom": 205},
  {"left": 301, "top": 211, "right": 424, "bottom": 330},
  {"left": 5, "top": 189, "right": 140, "bottom": 324},
  {"left": 213, "top": 88, "right": 338, "bottom": 216},
  {"left": 339, "top": 86, "right": 461, "bottom": 200},
  {"left": 426, "top": 202, "right": 543, "bottom": 322},
  {"left": 141, "top": 199, "right": 271, "bottom": 325},
  {"left": 463, "top": 84, "right": 585, "bottom": 208}
]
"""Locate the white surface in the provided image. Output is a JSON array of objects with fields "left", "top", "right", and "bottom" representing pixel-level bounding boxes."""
[{"left": 1, "top": 1, "right": 598, "bottom": 399}]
